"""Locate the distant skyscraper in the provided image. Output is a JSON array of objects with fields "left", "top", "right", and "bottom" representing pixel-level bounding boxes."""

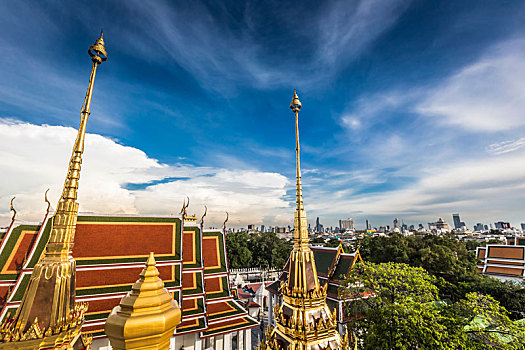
[
  {"left": 393, "top": 218, "right": 400, "bottom": 229},
  {"left": 452, "top": 214, "right": 466, "bottom": 229},
  {"left": 260, "top": 225, "right": 265, "bottom": 232},
  {"left": 474, "top": 223, "right": 484, "bottom": 232},
  {"left": 315, "top": 217, "right": 324, "bottom": 233},
  {"left": 495, "top": 222, "right": 511, "bottom": 230},
  {"left": 339, "top": 218, "right": 354, "bottom": 231},
  {"left": 521, "top": 223, "right": 525, "bottom": 231},
  {"left": 452, "top": 214, "right": 461, "bottom": 229},
  {"left": 365, "top": 219, "right": 371, "bottom": 230}
]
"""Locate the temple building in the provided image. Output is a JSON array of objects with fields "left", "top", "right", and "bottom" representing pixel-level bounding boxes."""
[
  {"left": 258, "top": 92, "right": 348, "bottom": 349},
  {"left": 0, "top": 33, "right": 256, "bottom": 349},
  {"left": 0, "top": 206, "right": 258, "bottom": 349}
]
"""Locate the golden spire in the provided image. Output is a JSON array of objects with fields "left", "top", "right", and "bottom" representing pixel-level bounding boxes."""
[
  {"left": 105, "top": 252, "right": 181, "bottom": 349},
  {"left": 0, "top": 33, "right": 107, "bottom": 345},
  {"left": 260, "top": 91, "right": 347, "bottom": 350},
  {"left": 290, "top": 90, "right": 308, "bottom": 250}
]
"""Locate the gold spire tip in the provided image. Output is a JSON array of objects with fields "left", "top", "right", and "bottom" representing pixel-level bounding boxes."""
[
  {"left": 147, "top": 252, "right": 156, "bottom": 266},
  {"left": 290, "top": 90, "right": 301, "bottom": 112},
  {"left": 89, "top": 32, "right": 107, "bottom": 64}
]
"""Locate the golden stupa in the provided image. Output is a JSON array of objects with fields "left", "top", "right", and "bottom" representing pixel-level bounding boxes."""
[
  {"left": 259, "top": 91, "right": 348, "bottom": 350},
  {"left": 105, "top": 252, "right": 181, "bottom": 349},
  {"left": 0, "top": 32, "right": 108, "bottom": 349}
]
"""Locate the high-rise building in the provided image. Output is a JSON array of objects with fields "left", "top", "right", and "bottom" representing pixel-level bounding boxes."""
[
  {"left": 366, "top": 219, "right": 371, "bottom": 230},
  {"left": 495, "top": 221, "right": 511, "bottom": 230},
  {"left": 339, "top": 218, "right": 354, "bottom": 232},
  {"left": 394, "top": 217, "right": 400, "bottom": 229},
  {"left": 474, "top": 223, "right": 484, "bottom": 232},
  {"left": 428, "top": 218, "right": 451, "bottom": 232},
  {"left": 521, "top": 223, "right": 525, "bottom": 231},
  {"left": 452, "top": 214, "right": 466, "bottom": 229},
  {"left": 260, "top": 224, "right": 265, "bottom": 232}
]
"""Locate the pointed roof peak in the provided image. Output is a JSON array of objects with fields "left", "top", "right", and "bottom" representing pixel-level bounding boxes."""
[{"left": 146, "top": 252, "right": 155, "bottom": 266}]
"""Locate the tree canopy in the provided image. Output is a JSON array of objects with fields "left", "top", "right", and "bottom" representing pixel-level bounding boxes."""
[
  {"left": 341, "top": 262, "right": 525, "bottom": 350},
  {"left": 225, "top": 231, "right": 291, "bottom": 269},
  {"left": 358, "top": 234, "right": 525, "bottom": 319}
]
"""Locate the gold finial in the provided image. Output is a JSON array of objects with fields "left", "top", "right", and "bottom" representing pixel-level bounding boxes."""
[
  {"left": 146, "top": 251, "right": 155, "bottom": 266},
  {"left": 88, "top": 30, "right": 107, "bottom": 64},
  {"left": 9, "top": 197, "right": 16, "bottom": 221},
  {"left": 290, "top": 90, "right": 301, "bottom": 112}
]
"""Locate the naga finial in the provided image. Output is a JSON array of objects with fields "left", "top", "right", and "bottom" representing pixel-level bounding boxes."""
[
  {"left": 223, "top": 212, "right": 229, "bottom": 232},
  {"left": 180, "top": 196, "right": 190, "bottom": 217},
  {"left": 44, "top": 189, "right": 51, "bottom": 212},
  {"left": 200, "top": 205, "right": 207, "bottom": 227},
  {"left": 10, "top": 197, "right": 16, "bottom": 221}
]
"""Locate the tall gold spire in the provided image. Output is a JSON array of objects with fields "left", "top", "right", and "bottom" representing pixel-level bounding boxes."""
[
  {"left": 288, "top": 90, "right": 319, "bottom": 293},
  {"left": 259, "top": 91, "right": 346, "bottom": 350},
  {"left": 290, "top": 90, "right": 308, "bottom": 250},
  {"left": 0, "top": 32, "right": 107, "bottom": 348}
]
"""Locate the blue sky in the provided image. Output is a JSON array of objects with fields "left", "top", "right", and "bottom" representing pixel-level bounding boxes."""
[{"left": 1, "top": 0, "right": 525, "bottom": 229}]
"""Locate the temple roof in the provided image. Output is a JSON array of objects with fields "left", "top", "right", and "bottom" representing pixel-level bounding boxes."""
[{"left": 0, "top": 214, "right": 257, "bottom": 340}]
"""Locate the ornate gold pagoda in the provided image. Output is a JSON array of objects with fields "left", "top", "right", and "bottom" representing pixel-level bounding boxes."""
[
  {"left": 0, "top": 32, "right": 107, "bottom": 349},
  {"left": 105, "top": 252, "right": 181, "bottom": 349},
  {"left": 260, "top": 91, "right": 348, "bottom": 350}
]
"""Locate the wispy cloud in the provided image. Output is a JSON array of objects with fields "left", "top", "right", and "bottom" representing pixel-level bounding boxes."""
[
  {"left": 487, "top": 138, "right": 525, "bottom": 155},
  {"left": 417, "top": 39, "right": 525, "bottom": 132},
  {"left": 123, "top": 0, "right": 412, "bottom": 93}
]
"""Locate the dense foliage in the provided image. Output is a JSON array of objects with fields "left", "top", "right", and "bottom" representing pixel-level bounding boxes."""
[
  {"left": 358, "top": 234, "right": 525, "bottom": 319},
  {"left": 225, "top": 231, "right": 291, "bottom": 269},
  {"left": 342, "top": 262, "right": 525, "bottom": 350}
]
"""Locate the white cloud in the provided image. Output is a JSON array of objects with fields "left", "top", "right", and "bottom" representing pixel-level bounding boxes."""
[
  {"left": 307, "top": 147, "right": 525, "bottom": 227},
  {"left": 487, "top": 138, "right": 525, "bottom": 155},
  {"left": 0, "top": 119, "right": 290, "bottom": 227},
  {"left": 417, "top": 40, "right": 525, "bottom": 132}
]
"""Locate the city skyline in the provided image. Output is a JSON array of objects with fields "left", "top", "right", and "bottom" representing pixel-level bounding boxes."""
[{"left": 2, "top": 1, "right": 525, "bottom": 228}]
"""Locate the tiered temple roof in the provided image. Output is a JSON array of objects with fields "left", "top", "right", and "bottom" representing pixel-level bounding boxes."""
[
  {"left": 267, "top": 245, "right": 363, "bottom": 324},
  {"left": 0, "top": 212, "right": 257, "bottom": 341}
]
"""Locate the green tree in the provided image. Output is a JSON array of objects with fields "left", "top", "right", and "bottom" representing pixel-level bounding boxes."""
[
  {"left": 452, "top": 292, "right": 525, "bottom": 349},
  {"left": 341, "top": 262, "right": 461, "bottom": 349},
  {"left": 310, "top": 237, "right": 325, "bottom": 244},
  {"left": 342, "top": 262, "right": 525, "bottom": 349},
  {"left": 225, "top": 231, "right": 253, "bottom": 269},
  {"left": 250, "top": 231, "right": 291, "bottom": 268},
  {"left": 358, "top": 234, "right": 525, "bottom": 318},
  {"left": 325, "top": 238, "right": 341, "bottom": 248}
]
